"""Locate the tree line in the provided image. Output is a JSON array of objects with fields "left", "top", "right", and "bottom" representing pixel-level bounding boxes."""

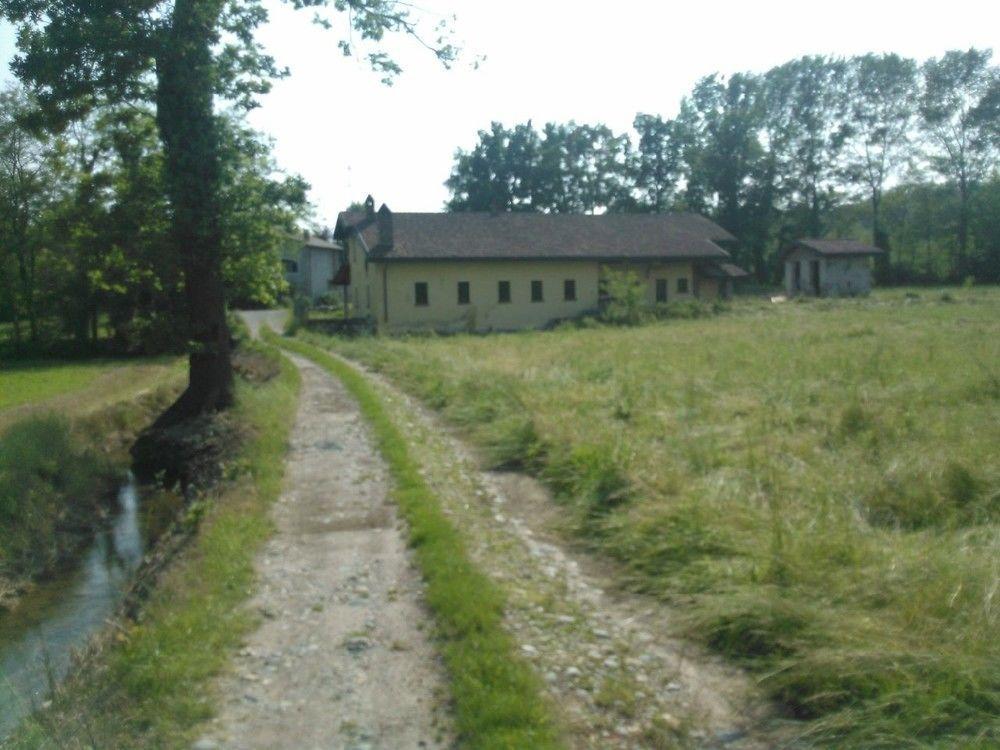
[
  {"left": 446, "top": 50, "right": 1000, "bottom": 283},
  {"left": 0, "top": 87, "right": 309, "bottom": 354}
]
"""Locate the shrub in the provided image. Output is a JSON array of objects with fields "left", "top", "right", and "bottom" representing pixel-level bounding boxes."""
[{"left": 599, "top": 268, "right": 647, "bottom": 326}]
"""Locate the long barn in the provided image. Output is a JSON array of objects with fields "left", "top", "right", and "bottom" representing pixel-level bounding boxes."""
[{"left": 333, "top": 197, "right": 747, "bottom": 333}]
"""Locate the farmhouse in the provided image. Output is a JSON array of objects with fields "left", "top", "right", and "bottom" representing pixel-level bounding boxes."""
[
  {"left": 281, "top": 233, "right": 344, "bottom": 302},
  {"left": 783, "top": 239, "right": 883, "bottom": 297},
  {"left": 333, "top": 197, "right": 747, "bottom": 332}
]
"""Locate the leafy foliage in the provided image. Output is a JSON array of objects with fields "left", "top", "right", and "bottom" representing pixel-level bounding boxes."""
[{"left": 444, "top": 49, "right": 1000, "bottom": 285}]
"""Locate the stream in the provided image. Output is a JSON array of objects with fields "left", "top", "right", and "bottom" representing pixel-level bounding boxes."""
[{"left": 0, "top": 475, "right": 145, "bottom": 739}]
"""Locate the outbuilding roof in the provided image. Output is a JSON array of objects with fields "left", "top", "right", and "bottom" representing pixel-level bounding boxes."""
[
  {"left": 334, "top": 204, "right": 736, "bottom": 263},
  {"left": 794, "top": 238, "right": 884, "bottom": 257}
]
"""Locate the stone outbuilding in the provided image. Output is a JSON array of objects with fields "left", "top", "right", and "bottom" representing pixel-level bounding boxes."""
[{"left": 783, "top": 239, "right": 883, "bottom": 297}]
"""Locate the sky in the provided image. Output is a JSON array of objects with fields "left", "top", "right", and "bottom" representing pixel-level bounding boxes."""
[{"left": 2, "top": 1, "right": 999, "bottom": 225}]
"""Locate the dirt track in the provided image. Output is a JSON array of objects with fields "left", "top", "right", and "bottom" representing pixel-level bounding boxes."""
[{"left": 199, "top": 315, "right": 450, "bottom": 749}]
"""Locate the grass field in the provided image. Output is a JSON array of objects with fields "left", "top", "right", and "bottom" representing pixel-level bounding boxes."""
[
  {"left": 309, "top": 287, "right": 1000, "bottom": 747},
  {"left": 0, "top": 358, "right": 184, "bottom": 431}
]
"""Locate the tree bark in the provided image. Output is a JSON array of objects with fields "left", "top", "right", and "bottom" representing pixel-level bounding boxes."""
[{"left": 153, "top": 0, "right": 233, "bottom": 425}]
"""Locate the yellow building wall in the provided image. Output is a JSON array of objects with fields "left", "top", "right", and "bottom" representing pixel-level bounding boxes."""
[
  {"left": 378, "top": 260, "right": 603, "bottom": 332},
  {"left": 343, "top": 238, "right": 718, "bottom": 331}
]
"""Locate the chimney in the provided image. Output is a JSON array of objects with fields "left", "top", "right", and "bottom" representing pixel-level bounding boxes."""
[
  {"left": 376, "top": 203, "right": 393, "bottom": 249},
  {"left": 364, "top": 194, "right": 375, "bottom": 218}
]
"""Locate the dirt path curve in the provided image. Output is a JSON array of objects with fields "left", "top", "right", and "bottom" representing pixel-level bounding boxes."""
[
  {"left": 198, "top": 312, "right": 451, "bottom": 750},
  {"left": 344, "top": 357, "right": 779, "bottom": 750}
]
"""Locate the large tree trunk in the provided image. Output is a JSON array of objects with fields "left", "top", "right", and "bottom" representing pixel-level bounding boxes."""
[{"left": 152, "top": 0, "right": 233, "bottom": 425}]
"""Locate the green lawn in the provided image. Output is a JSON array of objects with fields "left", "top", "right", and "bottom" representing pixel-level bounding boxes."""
[
  {"left": 308, "top": 286, "right": 1000, "bottom": 748},
  {"left": 0, "top": 358, "right": 183, "bottom": 430},
  {"left": 0, "top": 360, "right": 116, "bottom": 410}
]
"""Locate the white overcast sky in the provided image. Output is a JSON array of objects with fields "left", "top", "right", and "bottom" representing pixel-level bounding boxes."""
[{"left": 2, "top": 1, "right": 999, "bottom": 225}]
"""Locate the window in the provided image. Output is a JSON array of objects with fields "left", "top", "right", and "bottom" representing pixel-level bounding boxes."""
[
  {"left": 498, "top": 280, "right": 511, "bottom": 303},
  {"left": 531, "top": 280, "right": 544, "bottom": 302},
  {"left": 457, "top": 281, "right": 470, "bottom": 305},
  {"left": 655, "top": 278, "right": 668, "bottom": 303},
  {"left": 564, "top": 279, "right": 576, "bottom": 301},
  {"left": 414, "top": 282, "right": 429, "bottom": 306},
  {"left": 282, "top": 259, "right": 299, "bottom": 273},
  {"left": 677, "top": 277, "right": 689, "bottom": 294}
]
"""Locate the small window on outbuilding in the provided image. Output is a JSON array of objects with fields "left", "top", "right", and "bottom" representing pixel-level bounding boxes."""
[
  {"left": 677, "top": 277, "right": 689, "bottom": 294},
  {"left": 414, "top": 282, "right": 429, "bottom": 306},
  {"left": 282, "top": 259, "right": 299, "bottom": 273},
  {"left": 457, "top": 281, "right": 470, "bottom": 305},
  {"left": 531, "top": 280, "right": 543, "bottom": 302},
  {"left": 655, "top": 278, "right": 668, "bottom": 303},
  {"left": 498, "top": 280, "right": 511, "bottom": 303},
  {"left": 564, "top": 279, "right": 576, "bottom": 301}
]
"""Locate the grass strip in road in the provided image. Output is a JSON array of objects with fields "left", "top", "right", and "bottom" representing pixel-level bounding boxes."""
[
  {"left": 271, "top": 332, "right": 563, "bottom": 750},
  {"left": 6, "top": 343, "right": 300, "bottom": 749}
]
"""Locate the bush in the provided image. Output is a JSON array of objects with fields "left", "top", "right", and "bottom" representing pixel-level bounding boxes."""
[{"left": 599, "top": 268, "right": 647, "bottom": 326}]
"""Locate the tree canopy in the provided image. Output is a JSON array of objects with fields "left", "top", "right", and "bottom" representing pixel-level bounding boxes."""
[
  {"left": 1, "top": 0, "right": 458, "bottom": 419},
  {"left": 445, "top": 48, "right": 1000, "bottom": 284}
]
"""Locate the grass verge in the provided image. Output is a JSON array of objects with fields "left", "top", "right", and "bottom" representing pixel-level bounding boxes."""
[
  {"left": 5, "top": 342, "right": 300, "bottom": 749},
  {"left": 268, "top": 331, "right": 563, "bottom": 750}
]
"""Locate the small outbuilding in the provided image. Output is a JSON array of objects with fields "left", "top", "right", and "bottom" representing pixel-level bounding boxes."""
[{"left": 783, "top": 239, "right": 883, "bottom": 297}]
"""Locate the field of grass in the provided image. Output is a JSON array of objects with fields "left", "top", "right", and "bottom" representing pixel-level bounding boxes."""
[
  {"left": 6, "top": 344, "right": 300, "bottom": 748},
  {"left": 0, "top": 358, "right": 184, "bottom": 431},
  {"left": 308, "top": 286, "right": 1000, "bottom": 747}
]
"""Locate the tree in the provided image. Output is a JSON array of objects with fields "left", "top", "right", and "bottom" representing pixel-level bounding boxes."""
[
  {"left": 446, "top": 121, "right": 540, "bottom": 212},
  {"left": 631, "top": 114, "right": 682, "bottom": 212},
  {"left": 446, "top": 120, "right": 631, "bottom": 214},
  {"left": 1, "top": 0, "right": 457, "bottom": 421},
  {"left": 0, "top": 87, "right": 57, "bottom": 346},
  {"left": 843, "top": 53, "right": 918, "bottom": 258},
  {"left": 218, "top": 116, "right": 310, "bottom": 308},
  {"left": 676, "top": 73, "right": 769, "bottom": 277},
  {"left": 763, "top": 56, "right": 849, "bottom": 239},
  {"left": 919, "top": 48, "right": 1000, "bottom": 275}
]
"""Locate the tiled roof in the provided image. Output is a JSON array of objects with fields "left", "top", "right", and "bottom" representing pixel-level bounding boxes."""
[{"left": 334, "top": 209, "right": 735, "bottom": 263}]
